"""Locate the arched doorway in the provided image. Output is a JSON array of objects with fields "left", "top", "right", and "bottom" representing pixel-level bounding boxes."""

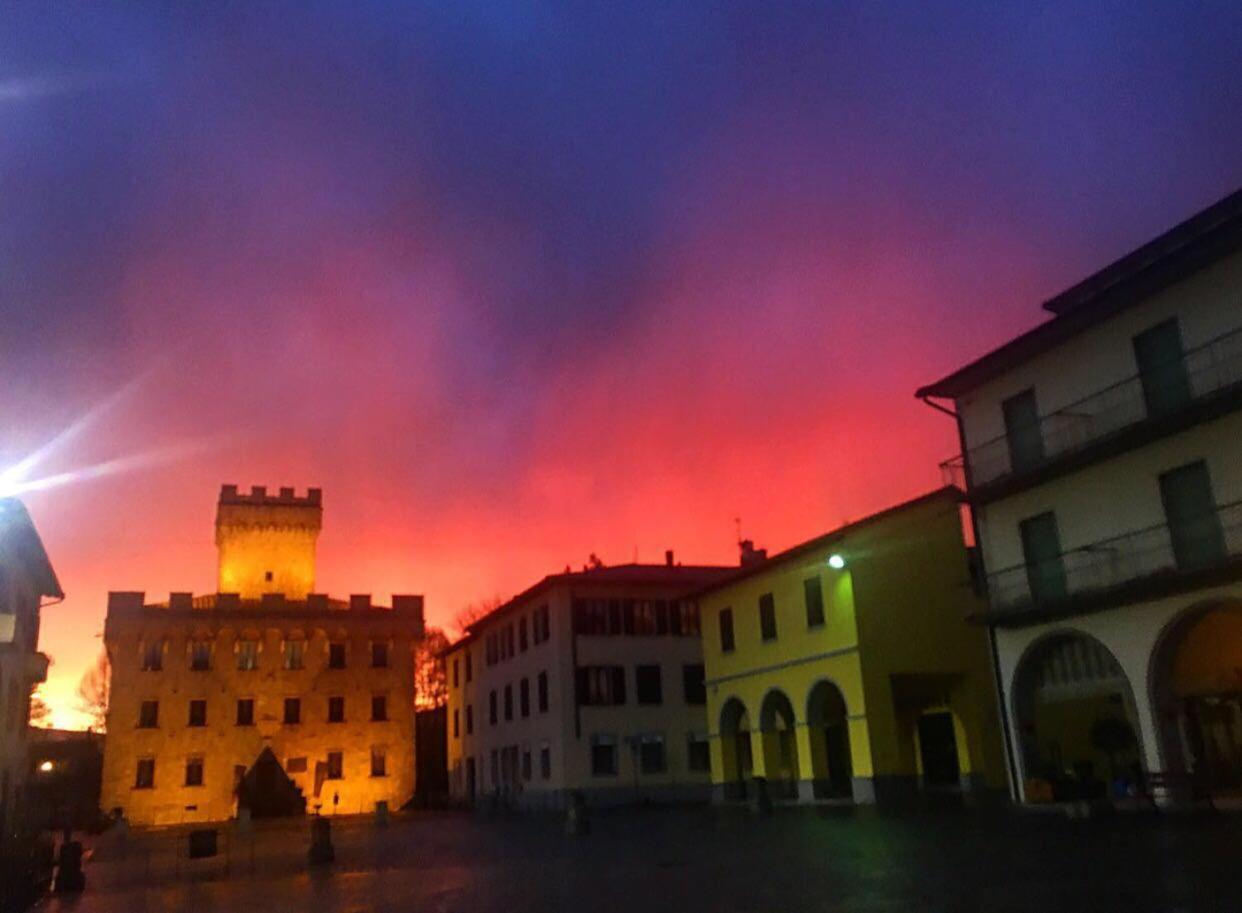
[
  {"left": 1012, "top": 632, "right": 1142, "bottom": 802},
  {"left": 1151, "top": 600, "right": 1242, "bottom": 799},
  {"left": 758, "top": 690, "right": 800, "bottom": 799},
  {"left": 807, "top": 680, "right": 853, "bottom": 800},
  {"left": 719, "top": 698, "right": 752, "bottom": 800}
]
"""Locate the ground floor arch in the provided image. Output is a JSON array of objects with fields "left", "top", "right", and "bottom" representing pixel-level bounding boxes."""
[
  {"left": 718, "top": 697, "right": 753, "bottom": 800},
  {"left": 1012, "top": 631, "right": 1143, "bottom": 802},
  {"left": 806, "top": 680, "right": 853, "bottom": 799},
  {"left": 1150, "top": 599, "right": 1242, "bottom": 799},
  {"left": 758, "top": 689, "right": 800, "bottom": 798}
]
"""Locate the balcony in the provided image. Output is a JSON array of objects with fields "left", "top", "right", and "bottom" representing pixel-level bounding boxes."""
[
  {"left": 942, "top": 325, "right": 1242, "bottom": 492},
  {"left": 984, "top": 500, "right": 1242, "bottom": 620}
]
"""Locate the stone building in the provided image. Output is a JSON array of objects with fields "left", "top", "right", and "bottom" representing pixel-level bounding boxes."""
[
  {"left": 918, "top": 187, "right": 1242, "bottom": 804},
  {"left": 100, "top": 485, "right": 424, "bottom": 826},
  {"left": 443, "top": 558, "right": 734, "bottom": 808},
  {"left": 0, "top": 499, "right": 62, "bottom": 865}
]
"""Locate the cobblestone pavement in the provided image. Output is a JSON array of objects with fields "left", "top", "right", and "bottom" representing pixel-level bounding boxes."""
[{"left": 39, "top": 805, "right": 1242, "bottom": 912}]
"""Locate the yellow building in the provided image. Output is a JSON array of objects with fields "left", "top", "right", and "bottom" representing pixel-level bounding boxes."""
[
  {"left": 100, "top": 485, "right": 424, "bottom": 826},
  {"left": 699, "top": 488, "right": 1007, "bottom": 804}
]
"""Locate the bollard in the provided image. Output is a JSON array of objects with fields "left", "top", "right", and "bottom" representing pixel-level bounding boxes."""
[
  {"left": 751, "top": 776, "right": 773, "bottom": 816},
  {"left": 375, "top": 801, "right": 389, "bottom": 827},
  {"left": 53, "top": 839, "right": 86, "bottom": 893},
  {"left": 308, "top": 816, "right": 335, "bottom": 865},
  {"left": 565, "top": 790, "right": 590, "bottom": 836}
]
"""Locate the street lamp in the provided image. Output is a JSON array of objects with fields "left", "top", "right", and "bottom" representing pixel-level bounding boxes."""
[{"left": 827, "top": 553, "right": 846, "bottom": 570}]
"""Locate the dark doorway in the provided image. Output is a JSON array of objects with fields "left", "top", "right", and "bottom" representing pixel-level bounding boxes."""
[
  {"left": 918, "top": 712, "right": 961, "bottom": 787},
  {"left": 237, "top": 748, "right": 306, "bottom": 818}
]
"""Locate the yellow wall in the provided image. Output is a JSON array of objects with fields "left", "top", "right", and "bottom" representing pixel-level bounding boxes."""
[{"left": 215, "top": 501, "right": 321, "bottom": 600}]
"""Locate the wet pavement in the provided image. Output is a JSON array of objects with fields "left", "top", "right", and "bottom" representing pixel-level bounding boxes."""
[{"left": 40, "top": 805, "right": 1242, "bottom": 912}]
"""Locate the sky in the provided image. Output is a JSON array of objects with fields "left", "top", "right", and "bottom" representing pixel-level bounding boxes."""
[{"left": 3, "top": 2, "right": 1240, "bottom": 729}]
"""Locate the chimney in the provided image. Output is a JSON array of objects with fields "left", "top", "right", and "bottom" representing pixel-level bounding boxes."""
[
  {"left": 169, "top": 592, "right": 193, "bottom": 611},
  {"left": 665, "top": 549, "right": 674, "bottom": 567},
  {"left": 739, "top": 539, "right": 768, "bottom": 568}
]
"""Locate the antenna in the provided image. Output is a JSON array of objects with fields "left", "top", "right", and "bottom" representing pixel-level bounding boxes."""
[{"left": 734, "top": 516, "right": 742, "bottom": 546}]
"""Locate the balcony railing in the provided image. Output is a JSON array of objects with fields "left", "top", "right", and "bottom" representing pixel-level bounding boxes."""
[
  {"left": 942, "top": 324, "right": 1242, "bottom": 490},
  {"left": 985, "top": 500, "right": 1242, "bottom": 616}
]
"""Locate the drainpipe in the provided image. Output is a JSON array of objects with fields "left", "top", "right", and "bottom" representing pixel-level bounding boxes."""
[{"left": 919, "top": 394, "right": 1020, "bottom": 803}]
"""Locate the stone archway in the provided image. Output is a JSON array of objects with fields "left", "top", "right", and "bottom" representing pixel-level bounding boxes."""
[
  {"left": 1012, "top": 631, "right": 1142, "bottom": 802},
  {"left": 807, "top": 680, "right": 853, "bottom": 800},
  {"left": 718, "top": 698, "right": 752, "bottom": 800},
  {"left": 758, "top": 689, "right": 799, "bottom": 799},
  {"left": 1150, "top": 599, "right": 1242, "bottom": 799}
]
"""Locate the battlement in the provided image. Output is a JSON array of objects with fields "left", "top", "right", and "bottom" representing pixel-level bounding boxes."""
[
  {"left": 218, "top": 484, "right": 322, "bottom": 508},
  {"left": 106, "top": 591, "right": 424, "bottom": 619}
]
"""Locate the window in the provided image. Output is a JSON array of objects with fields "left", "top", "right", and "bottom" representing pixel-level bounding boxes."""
[
  {"left": 504, "top": 684, "right": 513, "bottom": 721},
  {"left": 520, "top": 678, "right": 530, "bottom": 718},
  {"left": 283, "top": 697, "right": 301, "bottom": 725},
  {"left": 636, "top": 664, "right": 663, "bottom": 705},
  {"left": 687, "top": 733, "right": 710, "bottom": 772},
  {"left": 804, "top": 576, "right": 825, "bottom": 628},
  {"left": 540, "top": 742, "right": 551, "bottom": 779},
  {"left": 371, "top": 642, "right": 389, "bottom": 669},
  {"left": 572, "top": 599, "right": 609, "bottom": 635},
  {"left": 1020, "top": 512, "right": 1067, "bottom": 604},
  {"left": 236, "top": 699, "right": 254, "bottom": 726},
  {"left": 537, "top": 671, "right": 549, "bottom": 713},
  {"left": 631, "top": 601, "right": 659, "bottom": 635},
  {"left": 670, "top": 601, "right": 701, "bottom": 636},
  {"left": 576, "top": 666, "right": 626, "bottom": 706},
  {"left": 264, "top": 570, "right": 273, "bottom": 582},
  {"left": 188, "top": 699, "right": 207, "bottom": 727},
  {"left": 590, "top": 735, "right": 618, "bottom": 776},
  {"left": 452, "top": 659, "right": 459, "bottom": 688},
  {"left": 489, "top": 690, "right": 497, "bottom": 725},
  {"left": 1160, "top": 460, "right": 1226, "bottom": 571},
  {"left": 638, "top": 734, "right": 666, "bottom": 774},
  {"left": 519, "top": 617, "right": 528, "bottom": 652},
  {"left": 506, "top": 625, "right": 515, "bottom": 658},
  {"left": 1002, "top": 388, "right": 1045, "bottom": 473},
  {"left": 719, "top": 608, "right": 735, "bottom": 653},
  {"left": 328, "top": 696, "right": 345, "bottom": 723},
  {"left": 190, "top": 641, "right": 211, "bottom": 671},
  {"left": 533, "top": 605, "right": 550, "bottom": 643},
  {"left": 237, "top": 639, "right": 258, "bottom": 671},
  {"left": 138, "top": 700, "right": 159, "bottom": 729},
  {"left": 490, "top": 750, "right": 499, "bottom": 786},
  {"left": 326, "top": 751, "right": 343, "bottom": 780},
  {"left": 134, "top": 758, "right": 155, "bottom": 789},
  {"left": 1134, "top": 318, "right": 1192, "bottom": 417},
  {"left": 465, "top": 651, "right": 473, "bottom": 682},
  {"left": 286, "top": 757, "right": 307, "bottom": 773},
  {"left": 328, "top": 643, "right": 347, "bottom": 669},
  {"left": 466, "top": 704, "right": 474, "bottom": 734},
  {"left": 521, "top": 746, "right": 532, "bottom": 781},
  {"left": 371, "top": 695, "right": 388, "bottom": 722},
  {"left": 370, "top": 747, "right": 387, "bottom": 778},
  {"left": 682, "top": 664, "right": 706, "bottom": 705},
  {"left": 141, "top": 641, "right": 163, "bottom": 671},
  {"left": 759, "top": 593, "right": 777, "bottom": 641},
  {"left": 185, "top": 757, "right": 204, "bottom": 787},
  {"left": 453, "top": 709, "right": 460, "bottom": 738},
  {"left": 283, "top": 640, "right": 304, "bottom": 671}
]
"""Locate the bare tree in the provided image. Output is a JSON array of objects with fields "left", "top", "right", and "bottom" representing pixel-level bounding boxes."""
[
  {"left": 76, "top": 651, "right": 111, "bottom": 732},
  {"left": 453, "top": 594, "right": 504, "bottom": 637},
  {"left": 28, "top": 687, "right": 52, "bottom": 728},
  {"left": 414, "top": 628, "right": 451, "bottom": 710}
]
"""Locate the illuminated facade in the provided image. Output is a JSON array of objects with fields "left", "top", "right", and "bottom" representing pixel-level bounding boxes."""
[
  {"left": 0, "top": 499, "right": 61, "bottom": 861},
  {"left": 101, "top": 486, "right": 424, "bottom": 826},
  {"left": 699, "top": 489, "right": 1007, "bottom": 804},
  {"left": 919, "top": 188, "right": 1242, "bottom": 804},
  {"left": 444, "top": 560, "right": 734, "bottom": 808}
]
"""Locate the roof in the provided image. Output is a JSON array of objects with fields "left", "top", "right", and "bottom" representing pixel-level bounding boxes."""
[
  {"left": 0, "top": 499, "right": 63, "bottom": 600},
  {"left": 687, "top": 486, "right": 963, "bottom": 599},
  {"left": 917, "top": 186, "right": 1242, "bottom": 400},
  {"left": 440, "top": 562, "right": 736, "bottom": 655}
]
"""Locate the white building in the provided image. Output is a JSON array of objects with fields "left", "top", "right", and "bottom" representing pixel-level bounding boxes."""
[
  {"left": 443, "top": 559, "right": 734, "bottom": 808},
  {"left": 0, "top": 500, "right": 62, "bottom": 860},
  {"left": 918, "top": 188, "right": 1242, "bottom": 805}
]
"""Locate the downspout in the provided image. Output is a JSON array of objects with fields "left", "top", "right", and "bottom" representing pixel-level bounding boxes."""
[{"left": 919, "top": 394, "right": 1020, "bottom": 804}]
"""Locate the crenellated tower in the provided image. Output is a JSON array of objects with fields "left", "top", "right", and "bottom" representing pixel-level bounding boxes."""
[{"left": 214, "top": 485, "right": 322, "bottom": 599}]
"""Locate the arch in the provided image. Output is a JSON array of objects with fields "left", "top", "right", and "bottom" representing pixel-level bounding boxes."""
[
  {"left": 758, "top": 689, "right": 799, "bottom": 798},
  {"left": 718, "top": 697, "right": 752, "bottom": 800},
  {"left": 1148, "top": 597, "right": 1242, "bottom": 799},
  {"left": 1011, "top": 629, "right": 1142, "bottom": 803},
  {"left": 806, "top": 679, "right": 854, "bottom": 800}
]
